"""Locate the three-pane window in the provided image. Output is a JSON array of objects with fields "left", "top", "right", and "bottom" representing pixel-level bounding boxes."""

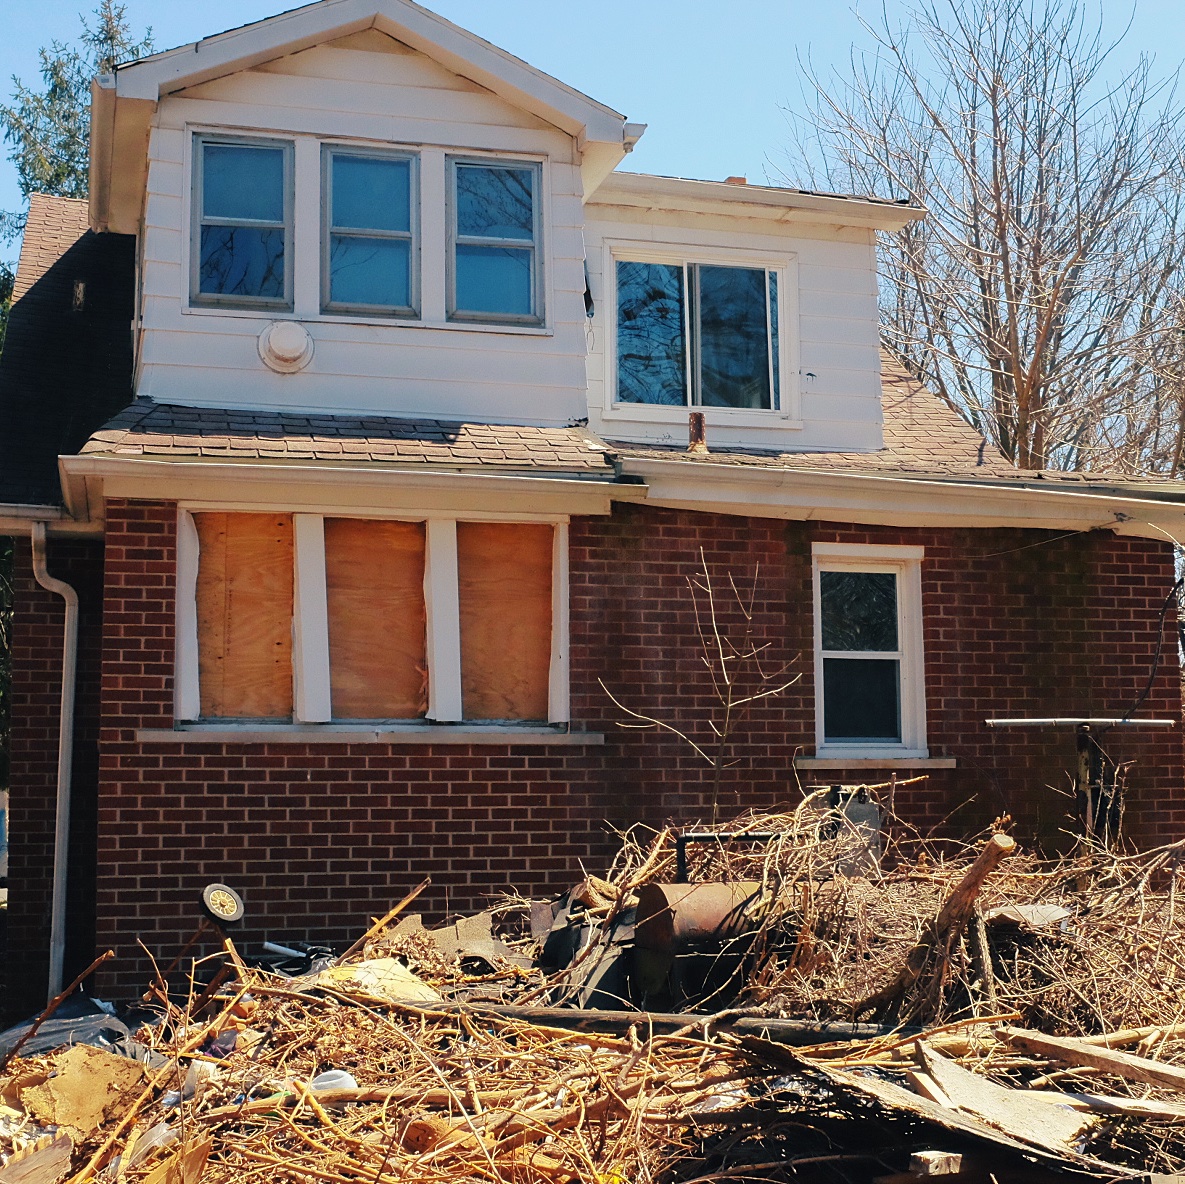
[
  {"left": 450, "top": 160, "right": 542, "bottom": 323},
  {"left": 194, "top": 137, "right": 292, "bottom": 308},
  {"left": 323, "top": 149, "right": 417, "bottom": 316},
  {"left": 615, "top": 260, "right": 780, "bottom": 410}
]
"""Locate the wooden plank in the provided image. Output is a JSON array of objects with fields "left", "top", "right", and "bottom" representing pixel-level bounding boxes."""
[
  {"left": 457, "top": 522, "right": 552, "bottom": 721},
  {"left": 325, "top": 518, "right": 427, "bottom": 720},
  {"left": 1025, "top": 1090, "right": 1185, "bottom": 1120},
  {"left": 194, "top": 512, "right": 294, "bottom": 719},
  {"left": 293, "top": 515, "right": 332, "bottom": 723},
  {"left": 998, "top": 1026, "right": 1185, "bottom": 1094}
]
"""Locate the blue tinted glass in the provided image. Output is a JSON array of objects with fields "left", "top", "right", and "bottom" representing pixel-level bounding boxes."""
[
  {"left": 203, "top": 143, "right": 284, "bottom": 223},
  {"left": 456, "top": 165, "right": 534, "bottom": 240},
  {"left": 455, "top": 244, "right": 532, "bottom": 315},
  {"left": 823, "top": 658, "right": 901, "bottom": 741},
  {"left": 770, "top": 271, "right": 780, "bottom": 409},
  {"left": 332, "top": 155, "right": 410, "bottom": 233},
  {"left": 616, "top": 260, "right": 687, "bottom": 406},
  {"left": 199, "top": 225, "right": 285, "bottom": 298},
  {"left": 697, "top": 265, "right": 772, "bottom": 409},
  {"left": 329, "top": 235, "right": 410, "bottom": 308}
]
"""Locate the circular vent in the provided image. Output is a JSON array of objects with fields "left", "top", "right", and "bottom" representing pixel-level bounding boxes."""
[{"left": 258, "top": 320, "right": 314, "bottom": 373}]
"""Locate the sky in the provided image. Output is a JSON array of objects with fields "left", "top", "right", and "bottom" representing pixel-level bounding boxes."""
[{"left": 0, "top": 0, "right": 1183, "bottom": 259}]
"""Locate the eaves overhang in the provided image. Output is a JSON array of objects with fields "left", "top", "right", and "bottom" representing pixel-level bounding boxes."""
[
  {"left": 91, "top": 0, "right": 638, "bottom": 231},
  {"left": 588, "top": 172, "right": 926, "bottom": 232},
  {"left": 619, "top": 456, "right": 1185, "bottom": 542},
  {"left": 58, "top": 453, "right": 648, "bottom": 529}
]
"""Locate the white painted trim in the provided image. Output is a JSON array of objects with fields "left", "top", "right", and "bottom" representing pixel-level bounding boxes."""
[
  {"left": 548, "top": 520, "right": 569, "bottom": 723},
  {"left": 812, "top": 544, "right": 928, "bottom": 760},
  {"left": 174, "top": 509, "right": 201, "bottom": 721},
  {"left": 135, "top": 725, "right": 604, "bottom": 745},
  {"left": 292, "top": 514, "right": 332, "bottom": 722},
  {"left": 425, "top": 518, "right": 463, "bottom": 722},
  {"left": 795, "top": 756, "right": 956, "bottom": 770}
]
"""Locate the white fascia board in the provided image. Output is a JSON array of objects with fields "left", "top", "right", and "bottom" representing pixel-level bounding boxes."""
[
  {"left": 620, "top": 457, "right": 1185, "bottom": 540},
  {"left": 114, "top": 0, "right": 627, "bottom": 146},
  {"left": 58, "top": 455, "right": 646, "bottom": 520},
  {"left": 588, "top": 172, "right": 925, "bottom": 231}
]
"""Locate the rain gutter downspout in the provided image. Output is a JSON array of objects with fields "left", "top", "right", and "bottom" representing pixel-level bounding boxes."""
[{"left": 30, "top": 521, "right": 79, "bottom": 1002}]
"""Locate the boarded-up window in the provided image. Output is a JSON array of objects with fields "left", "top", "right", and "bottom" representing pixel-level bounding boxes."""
[
  {"left": 195, "top": 512, "right": 294, "bottom": 718},
  {"left": 325, "top": 518, "right": 427, "bottom": 719},
  {"left": 457, "top": 522, "right": 552, "bottom": 720}
]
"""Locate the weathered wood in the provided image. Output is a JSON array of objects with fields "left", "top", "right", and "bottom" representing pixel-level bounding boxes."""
[
  {"left": 457, "top": 522, "right": 552, "bottom": 721},
  {"left": 1025, "top": 1090, "right": 1185, "bottom": 1120},
  {"left": 859, "top": 834, "right": 1016, "bottom": 1016},
  {"left": 998, "top": 1025, "right": 1185, "bottom": 1094}
]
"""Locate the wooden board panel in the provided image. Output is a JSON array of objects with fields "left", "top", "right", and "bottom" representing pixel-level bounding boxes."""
[
  {"left": 195, "top": 512, "right": 294, "bottom": 718},
  {"left": 457, "top": 522, "right": 552, "bottom": 721},
  {"left": 325, "top": 518, "right": 427, "bottom": 719}
]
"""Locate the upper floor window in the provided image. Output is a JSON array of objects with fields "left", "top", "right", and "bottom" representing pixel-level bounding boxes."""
[
  {"left": 616, "top": 259, "right": 780, "bottom": 410},
  {"left": 449, "top": 159, "right": 543, "bottom": 324},
  {"left": 323, "top": 148, "right": 418, "bottom": 317},
  {"left": 192, "top": 136, "right": 293, "bottom": 309}
]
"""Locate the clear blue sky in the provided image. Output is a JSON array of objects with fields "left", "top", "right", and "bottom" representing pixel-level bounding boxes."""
[{"left": 0, "top": 0, "right": 1181, "bottom": 261}]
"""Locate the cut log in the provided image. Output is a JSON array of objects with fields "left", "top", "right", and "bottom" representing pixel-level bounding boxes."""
[
  {"left": 858, "top": 834, "right": 1016, "bottom": 1017},
  {"left": 997, "top": 1026, "right": 1185, "bottom": 1094}
]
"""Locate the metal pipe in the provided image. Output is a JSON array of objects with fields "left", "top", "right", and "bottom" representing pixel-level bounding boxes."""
[
  {"left": 30, "top": 522, "right": 80, "bottom": 1002},
  {"left": 985, "top": 718, "right": 1177, "bottom": 728}
]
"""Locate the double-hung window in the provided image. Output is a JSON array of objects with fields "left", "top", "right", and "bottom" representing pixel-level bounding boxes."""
[
  {"left": 323, "top": 148, "right": 418, "bottom": 316},
  {"left": 192, "top": 136, "right": 293, "bottom": 309},
  {"left": 812, "top": 544, "right": 927, "bottom": 758},
  {"left": 616, "top": 259, "right": 781, "bottom": 410},
  {"left": 449, "top": 158, "right": 543, "bottom": 324}
]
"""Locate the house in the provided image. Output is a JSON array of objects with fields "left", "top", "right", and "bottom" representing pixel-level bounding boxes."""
[{"left": 2, "top": 0, "right": 1184, "bottom": 1015}]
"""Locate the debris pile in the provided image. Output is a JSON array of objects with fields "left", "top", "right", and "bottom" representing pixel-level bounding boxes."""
[{"left": 7, "top": 791, "right": 1185, "bottom": 1180}]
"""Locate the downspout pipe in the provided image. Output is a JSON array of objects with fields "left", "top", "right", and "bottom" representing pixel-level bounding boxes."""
[{"left": 30, "top": 521, "right": 79, "bottom": 1002}]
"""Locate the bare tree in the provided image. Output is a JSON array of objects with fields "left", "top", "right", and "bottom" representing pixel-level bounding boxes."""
[{"left": 787, "top": 0, "right": 1185, "bottom": 473}]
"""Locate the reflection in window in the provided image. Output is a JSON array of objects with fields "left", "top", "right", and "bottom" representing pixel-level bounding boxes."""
[
  {"left": 325, "top": 151, "right": 416, "bottom": 315},
  {"left": 616, "top": 260, "right": 780, "bottom": 409},
  {"left": 195, "top": 139, "right": 290, "bottom": 306},
  {"left": 819, "top": 569, "right": 902, "bottom": 743},
  {"left": 450, "top": 161, "right": 541, "bottom": 322}
]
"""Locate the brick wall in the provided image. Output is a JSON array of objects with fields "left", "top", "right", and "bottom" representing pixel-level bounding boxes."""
[
  {"left": 4, "top": 535, "right": 105, "bottom": 1020},
  {"left": 12, "top": 498, "right": 1184, "bottom": 999}
]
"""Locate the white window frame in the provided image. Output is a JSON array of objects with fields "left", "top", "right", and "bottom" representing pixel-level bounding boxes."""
[
  {"left": 603, "top": 240, "right": 800, "bottom": 428},
  {"left": 175, "top": 508, "right": 569, "bottom": 726},
  {"left": 812, "top": 543, "right": 927, "bottom": 760},
  {"left": 190, "top": 133, "right": 295, "bottom": 311},
  {"left": 321, "top": 144, "right": 421, "bottom": 319},
  {"left": 446, "top": 155, "right": 545, "bottom": 326}
]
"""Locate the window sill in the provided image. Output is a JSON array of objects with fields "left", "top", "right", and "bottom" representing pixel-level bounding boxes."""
[
  {"left": 601, "top": 404, "right": 803, "bottom": 430},
  {"left": 137, "top": 724, "right": 603, "bottom": 745},
  {"left": 178, "top": 305, "right": 555, "bottom": 336},
  {"left": 795, "top": 756, "right": 957, "bottom": 770}
]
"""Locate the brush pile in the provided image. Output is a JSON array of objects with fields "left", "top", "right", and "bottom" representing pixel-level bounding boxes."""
[{"left": 8, "top": 791, "right": 1185, "bottom": 1180}]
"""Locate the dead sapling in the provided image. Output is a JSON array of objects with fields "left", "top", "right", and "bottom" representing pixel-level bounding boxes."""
[{"left": 600, "top": 548, "right": 799, "bottom": 822}]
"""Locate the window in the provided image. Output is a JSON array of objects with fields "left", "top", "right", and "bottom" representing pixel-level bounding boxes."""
[
  {"left": 177, "top": 511, "right": 566, "bottom": 725},
  {"left": 323, "top": 148, "right": 418, "bottom": 316},
  {"left": 449, "top": 159, "right": 543, "bottom": 324},
  {"left": 812, "top": 544, "right": 927, "bottom": 757},
  {"left": 192, "top": 136, "right": 293, "bottom": 308},
  {"left": 616, "top": 259, "right": 781, "bottom": 410}
]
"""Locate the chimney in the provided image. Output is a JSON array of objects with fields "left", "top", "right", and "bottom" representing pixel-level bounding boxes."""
[
  {"left": 725, "top": 175, "right": 747, "bottom": 185},
  {"left": 687, "top": 411, "right": 708, "bottom": 454}
]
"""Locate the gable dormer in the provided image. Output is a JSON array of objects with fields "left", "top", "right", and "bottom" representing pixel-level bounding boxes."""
[{"left": 89, "top": 0, "right": 641, "bottom": 427}]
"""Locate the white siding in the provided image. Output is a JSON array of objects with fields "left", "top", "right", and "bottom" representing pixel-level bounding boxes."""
[
  {"left": 583, "top": 203, "right": 884, "bottom": 452},
  {"left": 136, "top": 31, "right": 589, "bottom": 425}
]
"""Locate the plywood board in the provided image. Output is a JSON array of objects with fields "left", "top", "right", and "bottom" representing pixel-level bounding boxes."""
[
  {"left": 457, "top": 522, "right": 552, "bottom": 721},
  {"left": 195, "top": 512, "right": 294, "bottom": 718},
  {"left": 325, "top": 518, "right": 427, "bottom": 719}
]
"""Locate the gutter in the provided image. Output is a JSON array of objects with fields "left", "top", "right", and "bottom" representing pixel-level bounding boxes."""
[{"left": 30, "top": 521, "right": 80, "bottom": 1002}]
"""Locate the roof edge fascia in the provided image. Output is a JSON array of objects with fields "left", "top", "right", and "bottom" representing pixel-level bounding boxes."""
[{"left": 619, "top": 455, "right": 1185, "bottom": 541}]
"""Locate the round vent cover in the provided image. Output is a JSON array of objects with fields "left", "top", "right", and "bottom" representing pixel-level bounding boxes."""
[{"left": 258, "top": 320, "right": 314, "bottom": 373}]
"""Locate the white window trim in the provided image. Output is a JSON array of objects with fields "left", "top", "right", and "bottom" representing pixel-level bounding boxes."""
[
  {"left": 189, "top": 132, "right": 295, "bottom": 312},
  {"left": 446, "top": 155, "right": 546, "bottom": 327},
  {"left": 602, "top": 239, "right": 801, "bottom": 427},
  {"left": 812, "top": 542, "right": 928, "bottom": 760},
  {"left": 175, "top": 508, "right": 570, "bottom": 727},
  {"left": 321, "top": 144, "right": 421, "bottom": 319}
]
